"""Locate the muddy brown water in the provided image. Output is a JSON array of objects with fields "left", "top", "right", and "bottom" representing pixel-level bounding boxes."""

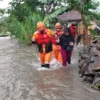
[{"left": 0, "top": 37, "right": 100, "bottom": 100}]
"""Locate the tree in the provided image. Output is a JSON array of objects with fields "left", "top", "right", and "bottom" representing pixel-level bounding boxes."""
[
  {"left": 9, "top": 0, "right": 30, "bottom": 22},
  {"left": 43, "top": 0, "right": 100, "bottom": 31},
  {"left": 0, "top": 8, "right": 5, "bottom": 17},
  {"left": 37, "top": 0, "right": 68, "bottom": 17},
  {"left": 0, "top": 9, "right": 6, "bottom": 34},
  {"left": 65, "top": 0, "right": 100, "bottom": 45},
  {"left": 1, "top": 0, "right": 100, "bottom": 44}
]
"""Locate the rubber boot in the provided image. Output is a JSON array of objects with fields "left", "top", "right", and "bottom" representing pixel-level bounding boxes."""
[
  {"left": 68, "top": 59, "right": 71, "bottom": 64},
  {"left": 68, "top": 60, "right": 71, "bottom": 64},
  {"left": 45, "top": 64, "right": 50, "bottom": 68},
  {"left": 41, "top": 64, "right": 45, "bottom": 67}
]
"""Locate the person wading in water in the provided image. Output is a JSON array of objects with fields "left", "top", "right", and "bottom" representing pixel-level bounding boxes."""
[
  {"left": 59, "top": 28, "right": 74, "bottom": 67},
  {"left": 52, "top": 23, "right": 63, "bottom": 63},
  {"left": 32, "top": 22, "right": 54, "bottom": 68}
]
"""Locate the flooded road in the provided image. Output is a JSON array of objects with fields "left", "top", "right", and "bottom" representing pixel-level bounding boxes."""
[{"left": 0, "top": 37, "right": 100, "bottom": 100}]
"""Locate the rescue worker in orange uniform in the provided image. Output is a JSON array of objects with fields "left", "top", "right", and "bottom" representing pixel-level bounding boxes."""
[
  {"left": 52, "top": 23, "right": 63, "bottom": 62},
  {"left": 32, "top": 22, "right": 53, "bottom": 68}
]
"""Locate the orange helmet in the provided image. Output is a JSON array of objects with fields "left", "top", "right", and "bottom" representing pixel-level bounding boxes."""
[
  {"left": 37, "top": 22, "right": 45, "bottom": 30},
  {"left": 55, "top": 23, "right": 62, "bottom": 29}
]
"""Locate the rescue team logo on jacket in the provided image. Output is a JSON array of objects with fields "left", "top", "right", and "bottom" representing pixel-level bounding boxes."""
[{"left": 36, "top": 31, "right": 51, "bottom": 44}]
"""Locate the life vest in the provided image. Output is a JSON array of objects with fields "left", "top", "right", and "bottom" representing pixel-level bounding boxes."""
[
  {"left": 36, "top": 31, "right": 51, "bottom": 45},
  {"left": 52, "top": 31, "right": 63, "bottom": 44}
]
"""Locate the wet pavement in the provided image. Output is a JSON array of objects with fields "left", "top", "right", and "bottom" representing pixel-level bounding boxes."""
[{"left": 0, "top": 37, "right": 100, "bottom": 100}]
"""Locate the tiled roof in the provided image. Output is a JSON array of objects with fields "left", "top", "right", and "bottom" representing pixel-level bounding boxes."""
[{"left": 58, "top": 10, "right": 82, "bottom": 21}]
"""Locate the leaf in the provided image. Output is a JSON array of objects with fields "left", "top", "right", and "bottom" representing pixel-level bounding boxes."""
[{"left": 43, "top": 6, "right": 68, "bottom": 27}]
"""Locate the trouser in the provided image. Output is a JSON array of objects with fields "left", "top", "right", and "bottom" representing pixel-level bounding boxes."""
[
  {"left": 39, "top": 52, "right": 52, "bottom": 68},
  {"left": 61, "top": 48, "right": 72, "bottom": 66},
  {"left": 52, "top": 50, "right": 62, "bottom": 62}
]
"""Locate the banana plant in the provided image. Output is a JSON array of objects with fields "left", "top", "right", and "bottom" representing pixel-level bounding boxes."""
[{"left": 43, "top": 6, "right": 70, "bottom": 27}]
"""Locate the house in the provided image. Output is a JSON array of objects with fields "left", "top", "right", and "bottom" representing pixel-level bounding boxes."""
[
  {"left": 58, "top": 10, "right": 82, "bottom": 22},
  {"left": 58, "top": 10, "right": 98, "bottom": 46},
  {"left": 58, "top": 10, "right": 83, "bottom": 35}
]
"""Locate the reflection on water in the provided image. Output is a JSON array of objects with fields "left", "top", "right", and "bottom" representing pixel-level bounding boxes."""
[{"left": 0, "top": 37, "right": 100, "bottom": 100}]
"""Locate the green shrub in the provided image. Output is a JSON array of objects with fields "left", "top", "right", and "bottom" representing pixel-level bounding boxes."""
[{"left": 7, "top": 12, "right": 43, "bottom": 45}]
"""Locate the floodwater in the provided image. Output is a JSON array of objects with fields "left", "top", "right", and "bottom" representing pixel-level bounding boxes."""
[{"left": 0, "top": 37, "right": 100, "bottom": 100}]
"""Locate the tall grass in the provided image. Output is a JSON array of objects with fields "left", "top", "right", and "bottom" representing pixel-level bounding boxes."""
[{"left": 7, "top": 12, "right": 43, "bottom": 45}]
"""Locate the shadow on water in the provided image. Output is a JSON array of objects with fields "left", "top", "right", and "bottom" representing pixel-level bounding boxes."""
[{"left": 0, "top": 37, "right": 100, "bottom": 100}]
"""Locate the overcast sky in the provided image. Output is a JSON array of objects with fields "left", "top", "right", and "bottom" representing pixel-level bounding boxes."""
[{"left": 0, "top": 0, "right": 12, "bottom": 9}]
